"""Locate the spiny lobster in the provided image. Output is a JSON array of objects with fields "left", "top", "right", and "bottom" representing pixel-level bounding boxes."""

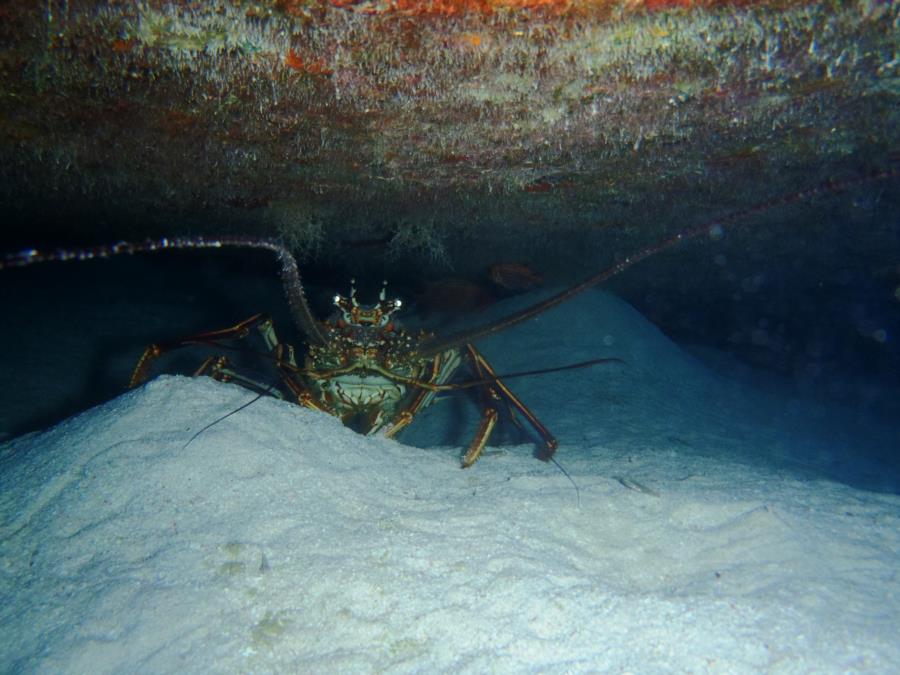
[{"left": 1, "top": 169, "right": 895, "bottom": 466}]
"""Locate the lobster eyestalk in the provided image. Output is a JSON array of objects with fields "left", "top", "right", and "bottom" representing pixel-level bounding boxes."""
[{"left": 0, "top": 236, "right": 328, "bottom": 348}]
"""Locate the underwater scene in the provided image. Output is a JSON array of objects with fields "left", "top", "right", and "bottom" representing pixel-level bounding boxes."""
[{"left": 1, "top": 1, "right": 898, "bottom": 672}]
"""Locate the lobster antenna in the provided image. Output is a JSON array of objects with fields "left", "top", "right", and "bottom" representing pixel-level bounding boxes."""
[
  {"left": 182, "top": 373, "right": 284, "bottom": 450},
  {"left": 550, "top": 455, "right": 580, "bottom": 509},
  {"left": 419, "top": 167, "right": 899, "bottom": 357},
  {"left": 0, "top": 236, "right": 327, "bottom": 347},
  {"left": 182, "top": 390, "right": 267, "bottom": 450}
]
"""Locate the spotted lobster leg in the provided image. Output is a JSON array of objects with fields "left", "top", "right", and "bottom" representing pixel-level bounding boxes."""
[
  {"left": 128, "top": 313, "right": 333, "bottom": 416},
  {"left": 461, "top": 343, "right": 557, "bottom": 468},
  {"left": 381, "top": 349, "right": 462, "bottom": 439},
  {"left": 379, "top": 343, "right": 556, "bottom": 467},
  {"left": 130, "top": 313, "right": 272, "bottom": 387}
]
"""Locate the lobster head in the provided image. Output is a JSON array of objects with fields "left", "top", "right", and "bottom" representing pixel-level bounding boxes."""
[
  {"left": 310, "top": 278, "right": 419, "bottom": 374},
  {"left": 332, "top": 279, "right": 403, "bottom": 329}
]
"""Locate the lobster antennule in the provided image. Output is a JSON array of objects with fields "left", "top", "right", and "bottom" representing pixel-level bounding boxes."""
[
  {"left": 417, "top": 167, "right": 899, "bottom": 358},
  {"left": 0, "top": 235, "right": 328, "bottom": 347}
]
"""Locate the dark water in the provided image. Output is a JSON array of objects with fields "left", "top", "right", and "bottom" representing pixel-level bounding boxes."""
[{"left": 1, "top": 215, "right": 898, "bottom": 494}]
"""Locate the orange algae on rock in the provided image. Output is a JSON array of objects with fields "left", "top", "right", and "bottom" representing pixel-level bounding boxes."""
[
  {"left": 111, "top": 38, "right": 136, "bottom": 53},
  {"left": 285, "top": 48, "right": 333, "bottom": 75}
]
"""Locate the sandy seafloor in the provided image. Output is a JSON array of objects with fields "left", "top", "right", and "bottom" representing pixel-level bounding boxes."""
[{"left": 1, "top": 289, "right": 899, "bottom": 673}]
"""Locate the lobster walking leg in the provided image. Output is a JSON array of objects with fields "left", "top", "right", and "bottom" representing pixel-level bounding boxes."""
[
  {"left": 129, "top": 312, "right": 335, "bottom": 416},
  {"left": 463, "top": 406, "right": 499, "bottom": 468},
  {"left": 129, "top": 313, "right": 274, "bottom": 387},
  {"left": 382, "top": 349, "right": 462, "bottom": 439},
  {"left": 461, "top": 343, "right": 558, "bottom": 467},
  {"left": 192, "top": 355, "right": 283, "bottom": 397}
]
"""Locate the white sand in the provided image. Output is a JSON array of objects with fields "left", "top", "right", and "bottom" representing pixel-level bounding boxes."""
[{"left": 2, "top": 290, "right": 898, "bottom": 673}]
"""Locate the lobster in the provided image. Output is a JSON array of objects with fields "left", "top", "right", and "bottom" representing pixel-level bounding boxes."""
[{"left": 1, "top": 169, "right": 896, "bottom": 466}]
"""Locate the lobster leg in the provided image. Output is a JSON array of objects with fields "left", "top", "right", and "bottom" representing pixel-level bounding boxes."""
[
  {"left": 382, "top": 349, "right": 462, "bottom": 439},
  {"left": 129, "top": 313, "right": 274, "bottom": 387},
  {"left": 193, "top": 355, "right": 286, "bottom": 399},
  {"left": 461, "top": 343, "right": 558, "bottom": 467},
  {"left": 130, "top": 313, "right": 334, "bottom": 416},
  {"left": 279, "top": 372, "right": 337, "bottom": 416},
  {"left": 462, "top": 406, "right": 499, "bottom": 468}
]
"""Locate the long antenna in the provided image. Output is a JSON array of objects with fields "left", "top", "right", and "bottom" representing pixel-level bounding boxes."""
[
  {"left": 0, "top": 236, "right": 327, "bottom": 347},
  {"left": 418, "top": 167, "right": 899, "bottom": 357}
]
